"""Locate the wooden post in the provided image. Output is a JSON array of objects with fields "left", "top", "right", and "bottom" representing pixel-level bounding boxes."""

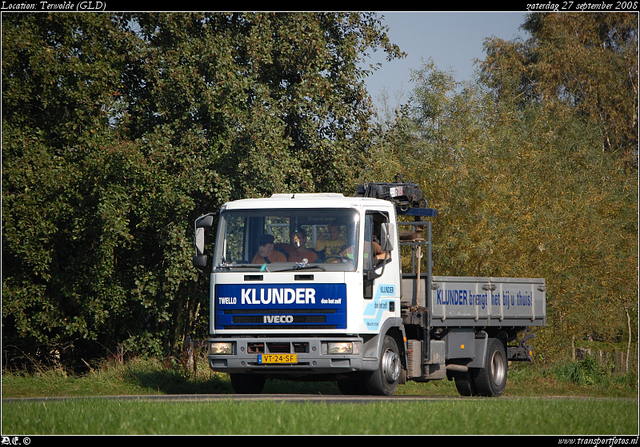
[
  {"left": 184, "top": 339, "right": 195, "bottom": 373},
  {"left": 116, "top": 344, "right": 124, "bottom": 364},
  {"left": 625, "top": 309, "right": 631, "bottom": 374}
]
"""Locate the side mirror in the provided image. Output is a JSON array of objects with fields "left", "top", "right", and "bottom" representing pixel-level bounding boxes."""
[
  {"left": 379, "top": 222, "right": 394, "bottom": 252},
  {"left": 196, "top": 214, "right": 214, "bottom": 229},
  {"left": 192, "top": 254, "right": 209, "bottom": 270},
  {"left": 192, "top": 213, "right": 215, "bottom": 271}
]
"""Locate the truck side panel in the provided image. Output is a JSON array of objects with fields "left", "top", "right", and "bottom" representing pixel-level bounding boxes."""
[{"left": 401, "top": 275, "right": 546, "bottom": 328}]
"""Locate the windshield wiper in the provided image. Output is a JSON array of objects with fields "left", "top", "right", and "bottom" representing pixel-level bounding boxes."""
[
  {"left": 268, "top": 263, "right": 327, "bottom": 272},
  {"left": 215, "top": 261, "right": 326, "bottom": 272},
  {"left": 214, "top": 262, "right": 262, "bottom": 271}
]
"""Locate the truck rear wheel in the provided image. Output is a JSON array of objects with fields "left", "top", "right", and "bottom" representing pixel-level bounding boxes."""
[
  {"left": 451, "top": 370, "right": 476, "bottom": 396},
  {"left": 365, "top": 335, "right": 401, "bottom": 396},
  {"left": 471, "top": 337, "right": 507, "bottom": 397},
  {"left": 230, "top": 374, "right": 266, "bottom": 394}
]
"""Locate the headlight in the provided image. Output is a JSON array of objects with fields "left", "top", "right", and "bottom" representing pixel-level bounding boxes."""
[
  {"left": 327, "top": 342, "right": 358, "bottom": 354},
  {"left": 209, "top": 342, "right": 234, "bottom": 355}
]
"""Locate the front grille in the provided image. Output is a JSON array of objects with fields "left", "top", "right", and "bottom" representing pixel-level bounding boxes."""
[
  {"left": 267, "top": 342, "right": 291, "bottom": 353},
  {"left": 220, "top": 308, "right": 338, "bottom": 330},
  {"left": 246, "top": 341, "right": 309, "bottom": 354}
]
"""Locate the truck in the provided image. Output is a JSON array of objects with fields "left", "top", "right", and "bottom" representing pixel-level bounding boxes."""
[{"left": 192, "top": 179, "right": 546, "bottom": 396}]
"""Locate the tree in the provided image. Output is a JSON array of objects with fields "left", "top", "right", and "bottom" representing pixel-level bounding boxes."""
[
  {"left": 122, "top": 12, "right": 403, "bottom": 198},
  {"left": 476, "top": 13, "right": 638, "bottom": 355},
  {"left": 3, "top": 13, "right": 148, "bottom": 366},
  {"left": 480, "top": 12, "right": 638, "bottom": 167},
  {"left": 2, "top": 12, "right": 403, "bottom": 369}
]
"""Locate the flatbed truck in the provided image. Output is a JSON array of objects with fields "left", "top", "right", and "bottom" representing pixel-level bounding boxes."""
[{"left": 192, "top": 180, "right": 546, "bottom": 396}]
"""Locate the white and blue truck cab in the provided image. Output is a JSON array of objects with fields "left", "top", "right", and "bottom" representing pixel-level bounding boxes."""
[{"left": 193, "top": 181, "right": 546, "bottom": 396}]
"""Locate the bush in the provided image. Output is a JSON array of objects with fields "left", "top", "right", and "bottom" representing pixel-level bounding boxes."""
[{"left": 551, "top": 355, "right": 637, "bottom": 390}]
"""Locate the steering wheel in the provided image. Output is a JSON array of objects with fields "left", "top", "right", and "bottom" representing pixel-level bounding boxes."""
[{"left": 324, "top": 255, "right": 352, "bottom": 264}]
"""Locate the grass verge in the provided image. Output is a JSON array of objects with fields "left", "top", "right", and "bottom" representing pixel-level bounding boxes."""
[
  {"left": 2, "top": 397, "right": 638, "bottom": 435},
  {"left": 2, "top": 357, "right": 638, "bottom": 435},
  {"left": 2, "top": 356, "right": 636, "bottom": 399}
]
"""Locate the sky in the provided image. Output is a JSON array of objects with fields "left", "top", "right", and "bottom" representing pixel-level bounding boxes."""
[{"left": 364, "top": 12, "right": 529, "bottom": 114}]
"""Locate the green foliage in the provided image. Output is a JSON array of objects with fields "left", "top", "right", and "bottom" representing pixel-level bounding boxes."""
[
  {"left": 481, "top": 12, "right": 638, "bottom": 167},
  {"left": 549, "top": 356, "right": 637, "bottom": 390},
  {"left": 3, "top": 12, "right": 635, "bottom": 372},
  {"left": 555, "top": 356, "right": 602, "bottom": 386},
  {"left": 476, "top": 13, "right": 638, "bottom": 357},
  {"left": 2, "top": 12, "right": 401, "bottom": 368}
]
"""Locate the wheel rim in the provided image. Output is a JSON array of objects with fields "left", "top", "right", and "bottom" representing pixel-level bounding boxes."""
[
  {"left": 382, "top": 348, "right": 401, "bottom": 383},
  {"left": 491, "top": 349, "right": 506, "bottom": 386}
]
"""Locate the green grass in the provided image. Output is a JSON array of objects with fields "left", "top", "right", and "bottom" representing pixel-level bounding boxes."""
[
  {"left": 2, "top": 398, "right": 637, "bottom": 435},
  {"left": 2, "top": 357, "right": 638, "bottom": 435},
  {"left": 2, "top": 356, "right": 637, "bottom": 399}
]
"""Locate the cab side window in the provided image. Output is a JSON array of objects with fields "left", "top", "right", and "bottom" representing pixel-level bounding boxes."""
[{"left": 364, "top": 211, "right": 390, "bottom": 270}]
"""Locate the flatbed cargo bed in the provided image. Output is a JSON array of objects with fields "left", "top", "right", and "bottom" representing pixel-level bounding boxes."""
[{"left": 401, "top": 274, "right": 546, "bottom": 328}]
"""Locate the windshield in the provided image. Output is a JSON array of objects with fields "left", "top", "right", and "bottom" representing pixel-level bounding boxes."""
[{"left": 213, "top": 208, "right": 359, "bottom": 272}]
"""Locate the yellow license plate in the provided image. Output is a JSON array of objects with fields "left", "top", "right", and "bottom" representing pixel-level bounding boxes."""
[{"left": 258, "top": 354, "right": 297, "bottom": 364}]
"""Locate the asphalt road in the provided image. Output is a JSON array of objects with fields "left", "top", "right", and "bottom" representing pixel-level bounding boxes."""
[
  {"left": 3, "top": 393, "right": 455, "bottom": 404},
  {"left": 4, "top": 394, "right": 635, "bottom": 404}
]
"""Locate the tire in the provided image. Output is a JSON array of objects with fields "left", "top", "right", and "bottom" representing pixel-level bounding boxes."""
[
  {"left": 230, "top": 374, "right": 266, "bottom": 394},
  {"left": 365, "top": 335, "right": 402, "bottom": 396},
  {"left": 452, "top": 370, "right": 476, "bottom": 396},
  {"left": 471, "top": 337, "right": 508, "bottom": 397}
]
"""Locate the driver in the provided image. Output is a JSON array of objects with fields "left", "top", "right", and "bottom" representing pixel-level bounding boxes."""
[{"left": 337, "top": 236, "right": 387, "bottom": 266}]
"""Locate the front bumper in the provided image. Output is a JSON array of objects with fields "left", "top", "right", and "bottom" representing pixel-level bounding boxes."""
[{"left": 208, "top": 336, "right": 369, "bottom": 375}]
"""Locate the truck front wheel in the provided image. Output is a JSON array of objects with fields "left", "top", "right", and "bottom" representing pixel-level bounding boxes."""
[{"left": 366, "top": 335, "right": 401, "bottom": 396}]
